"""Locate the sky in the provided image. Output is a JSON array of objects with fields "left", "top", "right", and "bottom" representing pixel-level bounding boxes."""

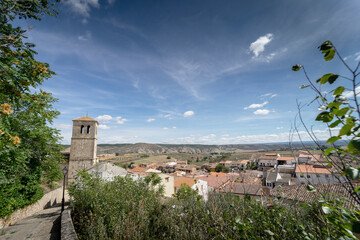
[{"left": 22, "top": 0, "right": 360, "bottom": 144}]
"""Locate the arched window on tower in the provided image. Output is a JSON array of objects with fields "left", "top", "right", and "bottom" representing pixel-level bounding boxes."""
[
  {"left": 80, "top": 125, "right": 84, "bottom": 134},
  {"left": 87, "top": 125, "right": 91, "bottom": 134}
]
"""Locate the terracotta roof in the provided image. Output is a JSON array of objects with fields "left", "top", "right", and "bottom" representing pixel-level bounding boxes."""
[
  {"left": 174, "top": 177, "right": 196, "bottom": 188},
  {"left": 296, "top": 165, "right": 332, "bottom": 174},
  {"left": 271, "top": 183, "right": 360, "bottom": 209},
  {"left": 239, "top": 160, "right": 250, "bottom": 164},
  {"left": 225, "top": 183, "right": 262, "bottom": 196},
  {"left": 128, "top": 167, "right": 148, "bottom": 172},
  {"left": 73, "top": 116, "right": 99, "bottom": 123},
  {"left": 259, "top": 156, "right": 278, "bottom": 160},
  {"left": 197, "top": 174, "right": 238, "bottom": 189},
  {"left": 265, "top": 153, "right": 278, "bottom": 156},
  {"left": 299, "top": 154, "right": 323, "bottom": 161},
  {"left": 277, "top": 157, "right": 295, "bottom": 161}
]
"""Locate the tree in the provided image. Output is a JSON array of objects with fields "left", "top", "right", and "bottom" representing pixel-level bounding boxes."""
[
  {"left": 292, "top": 40, "right": 360, "bottom": 237},
  {"left": 0, "top": 0, "right": 62, "bottom": 218}
]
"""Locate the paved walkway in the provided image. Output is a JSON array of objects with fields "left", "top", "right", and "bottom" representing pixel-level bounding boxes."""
[{"left": 0, "top": 204, "right": 62, "bottom": 240}]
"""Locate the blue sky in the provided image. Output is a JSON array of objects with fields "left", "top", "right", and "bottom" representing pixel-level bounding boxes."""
[{"left": 24, "top": 0, "right": 360, "bottom": 144}]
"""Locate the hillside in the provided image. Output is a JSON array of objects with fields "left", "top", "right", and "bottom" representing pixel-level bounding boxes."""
[{"left": 96, "top": 142, "right": 322, "bottom": 155}]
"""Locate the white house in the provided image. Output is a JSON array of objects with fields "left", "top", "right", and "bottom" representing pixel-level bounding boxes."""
[
  {"left": 295, "top": 165, "right": 345, "bottom": 184},
  {"left": 86, "top": 162, "right": 128, "bottom": 181}
]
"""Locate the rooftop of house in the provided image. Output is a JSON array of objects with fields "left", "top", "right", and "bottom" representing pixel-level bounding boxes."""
[
  {"left": 271, "top": 183, "right": 360, "bottom": 209},
  {"left": 224, "top": 183, "right": 263, "bottom": 196},
  {"left": 128, "top": 167, "right": 149, "bottom": 173},
  {"left": 259, "top": 156, "right": 278, "bottom": 160},
  {"left": 295, "top": 165, "right": 332, "bottom": 174},
  {"left": 265, "top": 153, "right": 278, "bottom": 156},
  {"left": 235, "top": 172, "right": 261, "bottom": 184},
  {"left": 197, "top": 173, "right": 238, "bottom": 189},
  {"left": 239, "top": 160, "right": 250, "bottom": 164},
  {"left": 174, "top": 177, "right": 196, "bottom": 188},
  {"left": 277, "top": 157, "right": 295, "bottom": 161},
  {"left": 86, "top": 162, "right": 128, "bottom": 176}
]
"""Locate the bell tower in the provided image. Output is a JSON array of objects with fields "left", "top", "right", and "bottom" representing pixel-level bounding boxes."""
[{"left": 68, "top": 116, "right": 99, "bottom": 180}]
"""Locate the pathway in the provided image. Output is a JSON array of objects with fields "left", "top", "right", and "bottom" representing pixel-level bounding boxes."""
[{"left": 0, "top": 204, "right": 62, "bottom": 240}]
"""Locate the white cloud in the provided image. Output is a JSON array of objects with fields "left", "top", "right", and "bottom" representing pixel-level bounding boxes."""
[
  {"left": 276, "top": 127, "right": 284, "bottom": 130},
  {"left": 160, "top": 114, "right": 173, "bottom": 119},
  {"left": 98, "top": 124, "right": 110, "bottom": 130},
  {"left": 343, "top": 86, "right": 360, "bottom": 99},
  {"left": 95, "top": 114, "right": 112, "bottom": 122},
  {"left": 172, "top": 126, "right": 177, "bottom": 129},
  {"left": 147, "top": 118, "right": 156, "bottom": 122},
  {"left": 249, "top": 33, "right": 274, "bottom": 57},
  {"left": 355, "top": 52, "right": 360, "bottom": 61},
  {"left": 64, "top": 0, "right": 100, "bottom": 17},
  {"left": 78, "top": 31, "right": 91, "bottom": 41},
  {"left": 184, "top": 110, "right": 194, "bottom": 117},
  {"left": 253, "top": 109, "right": 270, "bottom": 115},
  {"left": 116, "top": 116, "right": 128, "bottom": 124},
  {"left": 163, "top": 127, "right": 169, "bottom": 130},
  {"left": 260, "top": 93, "right": 277, "bottom": 99},
  {"left": 244, "top": 101, "right": 268, "bottom": 110}
]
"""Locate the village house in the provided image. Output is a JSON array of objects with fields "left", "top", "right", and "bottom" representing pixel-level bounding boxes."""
[
  {"left": 295, "top": 165, "right": 345, "bottom": 184},
  {"left": 258, "top": 153, "right": 280, "bottom": 171},
  {"left": 298, "top": 154, "right": 323, "bottom": 164},
  {"left": 175, "top": 165, "right": 197, "bottom": 174},
  {"left": 86, "top": 162, "right": 128, "bottom": 181},
  {"left": 174, "top": 176, "right": 209, "bottom": 200},
  {"left": 265, "top": 172, "right": 292, "bottom": 189},
  {"left": 158, "top": 174, "right": 175, "bottom": 198}
]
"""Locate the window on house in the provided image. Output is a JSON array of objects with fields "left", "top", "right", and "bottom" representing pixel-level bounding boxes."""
[
  {"left": 80, "top": 125, "right": 84, "bottom": 134},
  {"left": 316, "top": 174, "right": 320, "bottom": 177},
  {"left": 300, "top": 174, "right": 304, "bottom": 178},
  {"left": 165, "top": 177, "right": 169, "bottom": 183},
  {"left": 325, "top": 175, "right": 329, "bottom": 178},
  {"left": 87, "top": 125, "right": 91, "bottom": 134},
  {"left": 307, "top": 175, "right": 311, "bottom": 178}
]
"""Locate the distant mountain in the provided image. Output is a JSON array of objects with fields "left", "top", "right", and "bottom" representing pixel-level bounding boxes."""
[{"left": 96, "top": 142, "right": 326, "bottom": 155}]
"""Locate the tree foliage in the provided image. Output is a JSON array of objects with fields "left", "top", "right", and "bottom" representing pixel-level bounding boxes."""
[
  {"left": 292, "top": 40, "right": 360, "bottom": 236},
  {"left": 0, "top": 0, "right": 62, "bottom": 218}
]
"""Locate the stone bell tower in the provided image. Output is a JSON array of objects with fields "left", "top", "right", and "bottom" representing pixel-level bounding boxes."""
[{"left": 68, "top": 116, "right": 99, "bottom": 180}]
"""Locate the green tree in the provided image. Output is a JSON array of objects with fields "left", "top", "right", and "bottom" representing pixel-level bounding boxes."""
[
  {"left": 174, "top": 183, "right": 201, "bottom": 201},
  {"left": 0, "top": 0, "right": 62, "bottom": 218},
  {"left": 292, "top": 40, "right": 360, "bottom": 237}
]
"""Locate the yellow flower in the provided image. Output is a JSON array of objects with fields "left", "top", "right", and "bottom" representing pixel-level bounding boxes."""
[
  {"left": 0, "top": 129, "right": 4, "bottom": 135},
  {"left": 9, "top": 136, "right": 21, "bottom": 145},
  {"left": 1, "top": 103, "right": 12, "bottom": 115}
]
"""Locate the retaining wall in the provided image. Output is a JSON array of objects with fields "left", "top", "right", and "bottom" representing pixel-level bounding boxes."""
[
  {"left": 0, "top": 187, "right": 69, "bottom": 229},
  {"left": 61, "top": 208, "right": 79, "bottom": 240}
]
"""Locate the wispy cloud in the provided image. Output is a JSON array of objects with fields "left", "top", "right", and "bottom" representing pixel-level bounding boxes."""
[
  {"left": 98, "top": 124, "right": 110, "bottom": 130},
  {"left": 249, "top": 33, "right": 274, "bottom": 57},
  {"left": 147, "top": 118, "right": 155, "bottom": 122},
  {"left": 244, "top": 101, "right": 268, "bottom": 110},
  {"left": 64, "top": 0, "right": 100, "bottom": 17},
  {"left": 116, "top": 116, "right": 128, "bottom": 124}
]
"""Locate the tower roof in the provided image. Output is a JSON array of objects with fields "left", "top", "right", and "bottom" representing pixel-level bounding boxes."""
[{"left": 72, "top": 116, "right": 98, "bottom": 124}]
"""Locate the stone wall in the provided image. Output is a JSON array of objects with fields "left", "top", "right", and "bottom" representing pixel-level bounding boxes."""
[
  {"left": 61, "top": 208, "right": 79, "bottom": 240},
  {"left": 0, "top": 187, "right": 69, "bottom": 229}
]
